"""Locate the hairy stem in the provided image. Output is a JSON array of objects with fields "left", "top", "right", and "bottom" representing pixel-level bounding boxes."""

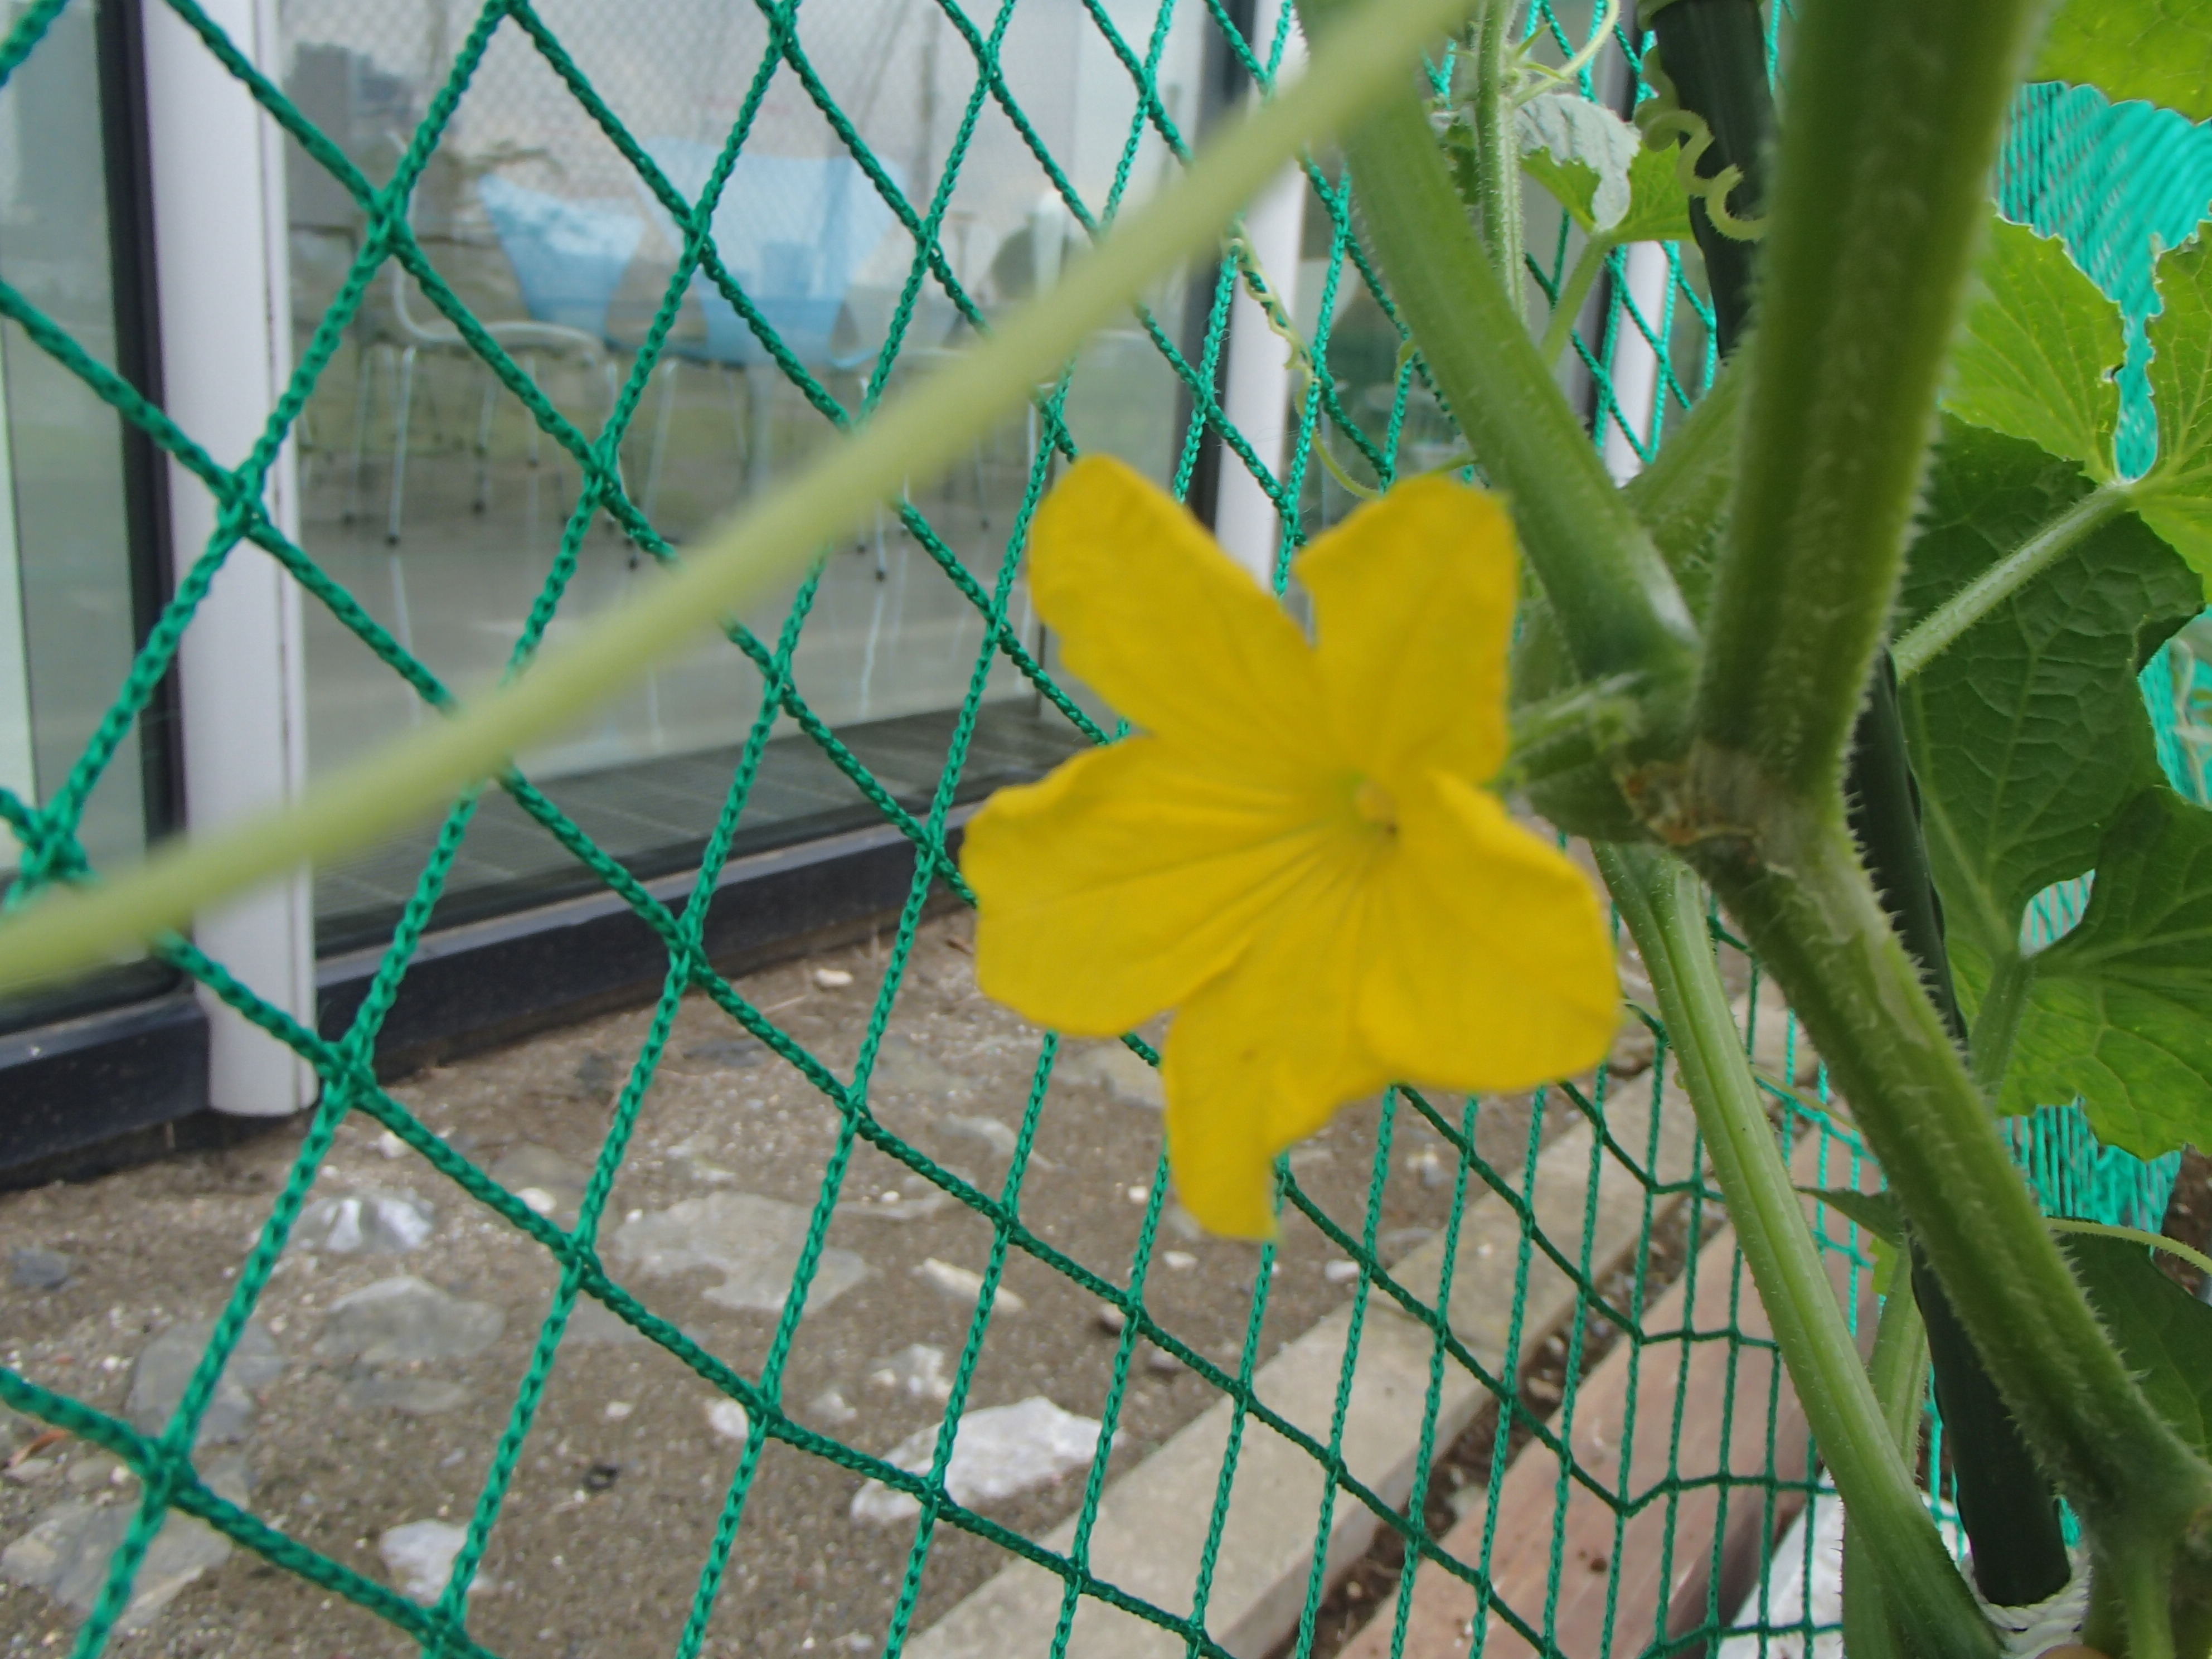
[
  {"left": 1597, "top": 842, "right": 1996, "bottom": 1657},
  {"left": 1684, "top": 797, "right": 2212, "bottom": 1575},
  {"left": 0, "top": 0, "right": 1492, "bottom": 994},
  {"left": 1849, "top": 654, "right": 2070, "bottom": 1604},
  {"left": 1468, "top": 0, "right": 1524, "bottom": 298},
  {"left": 1692, "top": 0, "right": 2047, "bottom": 795},
  {"left": 1892, "top": 483, "right": 2134, "bottom": 681},
  {"left": 1967, "top": 947, "right": 2030, "bottom": 1099},
  {"left": 1307, "top": 4, "right": 1701, "bottom": 715},
  {"left": 1842, "top": 1288, "right": 1931, "bottom": 1659},
  {"left": 1537, "top": 234, "right": 1613, "bottom": 369}
]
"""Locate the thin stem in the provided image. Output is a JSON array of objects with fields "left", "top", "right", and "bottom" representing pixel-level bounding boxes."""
[
  {"left": 1892, "top": 483, "right": 2134, "bottom": 680},
  {"left": 0, "top": 0, "right": 1492, "bottom": 995},
  {"left": 1692, "top": 0, "right": 2049, "bottom": 796},
  {"left": 1841, "top": 1288, "right": 1929, "bottom": 1659},
  {"left": 1502, "top": 672, "right": 1645, "bottom": 788},
  {"left": 1596, "top": 841, "right": 1998, "bottom": 1658},
  {"left": 1469, "top": 0, "right": 1524, "bottom": 297},
  {"left": 1537, "top": 234, "right": 1614, "bottom": 369},
  {"left": 1966, "top": 947, "right": 2030, "bottom": 1100},
  {"left": 1685, "top": 801, "right": 2212, "bottom": 1565},
  {"left": 1309, "top": 12, "right": 1701, "bottom": 715}
]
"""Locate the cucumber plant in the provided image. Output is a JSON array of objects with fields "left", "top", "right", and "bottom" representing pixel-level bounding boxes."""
[{"left": 1309, "top": 0, "right": 2212, "bottom": 1650}]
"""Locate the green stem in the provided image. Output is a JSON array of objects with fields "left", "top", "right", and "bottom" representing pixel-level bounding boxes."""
[
  {"left": 1501, "top": 672, "right": 1645, "bottom": 789},
  {"left": 1692, "top": 0, "right": 2049, "bottom": 795},
  {"left": 1306, "top": 9, "right": 1701, "bottom": 715},
  {"left": 1469, "top": 0, "right": 1524, "bottom": 299},
  {"left": 1842, "top": 1288, "right": 1930, "bottom": 1659},
  {"left": 1595, "top": 841, "right": 1997, "bottom": 1658},
  {"left": 1966, "top": 947, "right": 2030, "bottom": 1100},
  {"left": 0, "top": 0, "right": 1491, "bottom": 995},
  {"left": 1683, "top": 801, "right": 2212, "bottom": 1569},
  {"left": 1537, "top": 234, "right": 1614, "bottom": 369},
  {"left": 1891, "top": 483, "right": 2134, "bottom": 681}
]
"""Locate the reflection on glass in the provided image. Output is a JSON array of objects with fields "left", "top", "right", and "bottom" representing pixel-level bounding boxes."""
[
  {"left": 0, "top": 2, "right": 154, "bottom": 880},
  {"left": 280, "top": 0, "right": 1209, "bottom": 948}
]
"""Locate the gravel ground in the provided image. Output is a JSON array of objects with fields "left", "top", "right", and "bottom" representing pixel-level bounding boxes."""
[{"left": 0, "top": 911, "right": 1587, "bottom": 1657}]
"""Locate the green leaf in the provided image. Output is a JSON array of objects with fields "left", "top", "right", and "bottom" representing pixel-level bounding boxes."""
[
  {"left": 1613, "top": 144, "right": 1694, "bottom": 246},
  {"left": 1942, "top": 216, "right": 2123, "bottom": 481},
  {"left": 2006, "top": 787, "right": 2212, "bottom": 1154},
  {"left": 1516, "top": 93, "right": 1638, "bottom": 234},
  {"left": 1899, "top": 422, "right": 2202, "bottom": 1003},
  {"left": 2060, "top": 1231, "right": 2212, "bottom": 1457},
  {"left": 1802, "top": 1187, "right": 1906, "bottom": 1248},
  {"left": 2139, "top": 237, "right": 2212, "bottom": 594},
  {"left": 2034, "top": 2, "right": 2212, "bottom": 124}
]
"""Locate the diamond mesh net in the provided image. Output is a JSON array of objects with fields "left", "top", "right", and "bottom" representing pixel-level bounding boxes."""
[{"left": 0, "top": 1, "right": 2202, "bottom": 1656}]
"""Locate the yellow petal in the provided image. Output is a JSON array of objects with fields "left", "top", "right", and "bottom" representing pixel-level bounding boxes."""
[
  {"left": 964, "top": 737, "right": 1337, "bottom": 1037},
  {"left": 1293, "top": 476, "right": 1517, "bottom": 788},
  {"left": 1160, "top": 850, "right": 1390, "bottom": 1238},
  {"left": 1031, "top": 457, "right": 1328, "bottom": 775},
  {"left": 1356, "top": 770, "right": 1617, "bottom": 1088}
]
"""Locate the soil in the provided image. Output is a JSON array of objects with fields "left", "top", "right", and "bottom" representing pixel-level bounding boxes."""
[{"left": 0, "top": 910, "right": 1582, "bottom": 1658}]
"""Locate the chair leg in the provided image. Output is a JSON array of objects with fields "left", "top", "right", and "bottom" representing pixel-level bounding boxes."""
[
  {"left": 386, "top": 345, "right": 418, "bottom": 546},
  {"left": 345, "top": 341, "right": 376, "bottom": 526},
  {"left": 474, "top": 366, "right": 497, "bottom": 514},
  {"left": 745, "top": 368, "right": 775, "bottom": 498},
  {"left": 643, "top": 358, "right": 680, "bottom": 525}
]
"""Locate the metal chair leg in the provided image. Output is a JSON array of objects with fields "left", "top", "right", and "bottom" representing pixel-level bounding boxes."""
[
  {"left": 386, "top": 344, "right": 418, "bottom": 545},
  {"left": 473, "top": 365, "right": 497, "bottom": 514},
  {"left": 643, "top": 357, "right": 680, "bottom": 525},
  {"left": 345, "top": 341, "right": 376, "bottom": 525}
]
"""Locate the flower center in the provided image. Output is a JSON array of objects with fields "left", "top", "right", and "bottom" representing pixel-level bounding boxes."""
[{"left": 1352, "top": 776, "right": 1397, "bottom": 831}]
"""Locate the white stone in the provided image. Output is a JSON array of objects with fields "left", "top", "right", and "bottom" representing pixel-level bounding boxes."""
[
  {"left": 851, "top": 1398, "right": 1111, "bottom": 1524},
  {"left": 379, "top": 1519, "right": 469, "bottom": 1603},
  {"left": 814, "top": 967, "right": 855, "bottom": 988},
  {"left": 1162, "top": 1251, "right": 1198, "bottom": 1272},
  {"left": 1056, "top": 1044, "right": 1165, "bottom": 1109},
  {"left": 300, "top": 1190, "right": 434, "bottom": 1255},
  {"left": 868, "top": 1345, "right": 953, "bottom": 1402},
  {"left": 613, "top": 1193, "right": 870, "bottom": 1313},
  {"left": 1322, "top": 1260, "right": 1360, "bottom": 1285},
  {"left": 914, "top": 1259, "right": 1024, "bottom": 1314},
  {"left": 705, "top": 1399, "right": 751, "bottom": 1444},
  {"left": 603, "top": 1401, "right": 634, "bottom": 1422}
]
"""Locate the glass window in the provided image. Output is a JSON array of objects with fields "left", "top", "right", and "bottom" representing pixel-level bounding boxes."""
[
  {"left": 0, "top": 0, "right": 172, "bottom": 1023},
  {"left": 280, "top": 0, "right": 1212, "bottom": 951}
]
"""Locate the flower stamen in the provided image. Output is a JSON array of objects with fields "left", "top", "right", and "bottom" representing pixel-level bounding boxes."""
[{"left": 1353, "top": 776, "right": 1398, "bottom": 830}]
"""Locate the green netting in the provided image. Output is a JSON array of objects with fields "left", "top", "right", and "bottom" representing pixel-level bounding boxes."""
[{"left": 0, "top": 2, "right": 2203, "bottom": 1657}]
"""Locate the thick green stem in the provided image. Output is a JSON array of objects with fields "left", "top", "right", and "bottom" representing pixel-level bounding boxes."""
[
  {"left": 1595, "top": 841, "right": 1997, "bottom": 1658},
  {"left": 1683, "top": 800, "right": 2212, "bottom": 1573},
  {"left": 1892, "top": 483, "right": 2134, "bottom": 681},
  {"left": 1849, "top": 654, "right": 2071, "bottom": 1605},
  {"left": 1304, "top": 7, "right": 1700, "bottom": 715},
  {"left": 1468, "top": 0, "right": 1524, "bottom": 299},
  {"left": 1692, "top": 0, "right": 2048, "bottom": 795}
]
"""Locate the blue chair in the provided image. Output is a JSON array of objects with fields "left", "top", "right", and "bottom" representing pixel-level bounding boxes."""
[
  {"left": 350, "top": 172, "right": 645, "bottom": 546},
  {"left": 633, "top": 145, "right": 900, "bottom": 515}
]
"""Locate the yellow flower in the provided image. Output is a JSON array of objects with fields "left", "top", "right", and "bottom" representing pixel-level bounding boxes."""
[{"left": 962, "top": 457, "right": 1617, "bottom": 1238}]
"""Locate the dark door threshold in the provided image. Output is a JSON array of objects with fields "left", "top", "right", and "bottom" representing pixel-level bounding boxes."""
[
  {"left": 0, "top": 809, "right": 971, "bottom": 1181},
  {"left": 316, "top": 808, "right": 973, "bottom": 1078},
  {"left": 0, "top": 991, "right": 210, "bottom": 1186}
]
